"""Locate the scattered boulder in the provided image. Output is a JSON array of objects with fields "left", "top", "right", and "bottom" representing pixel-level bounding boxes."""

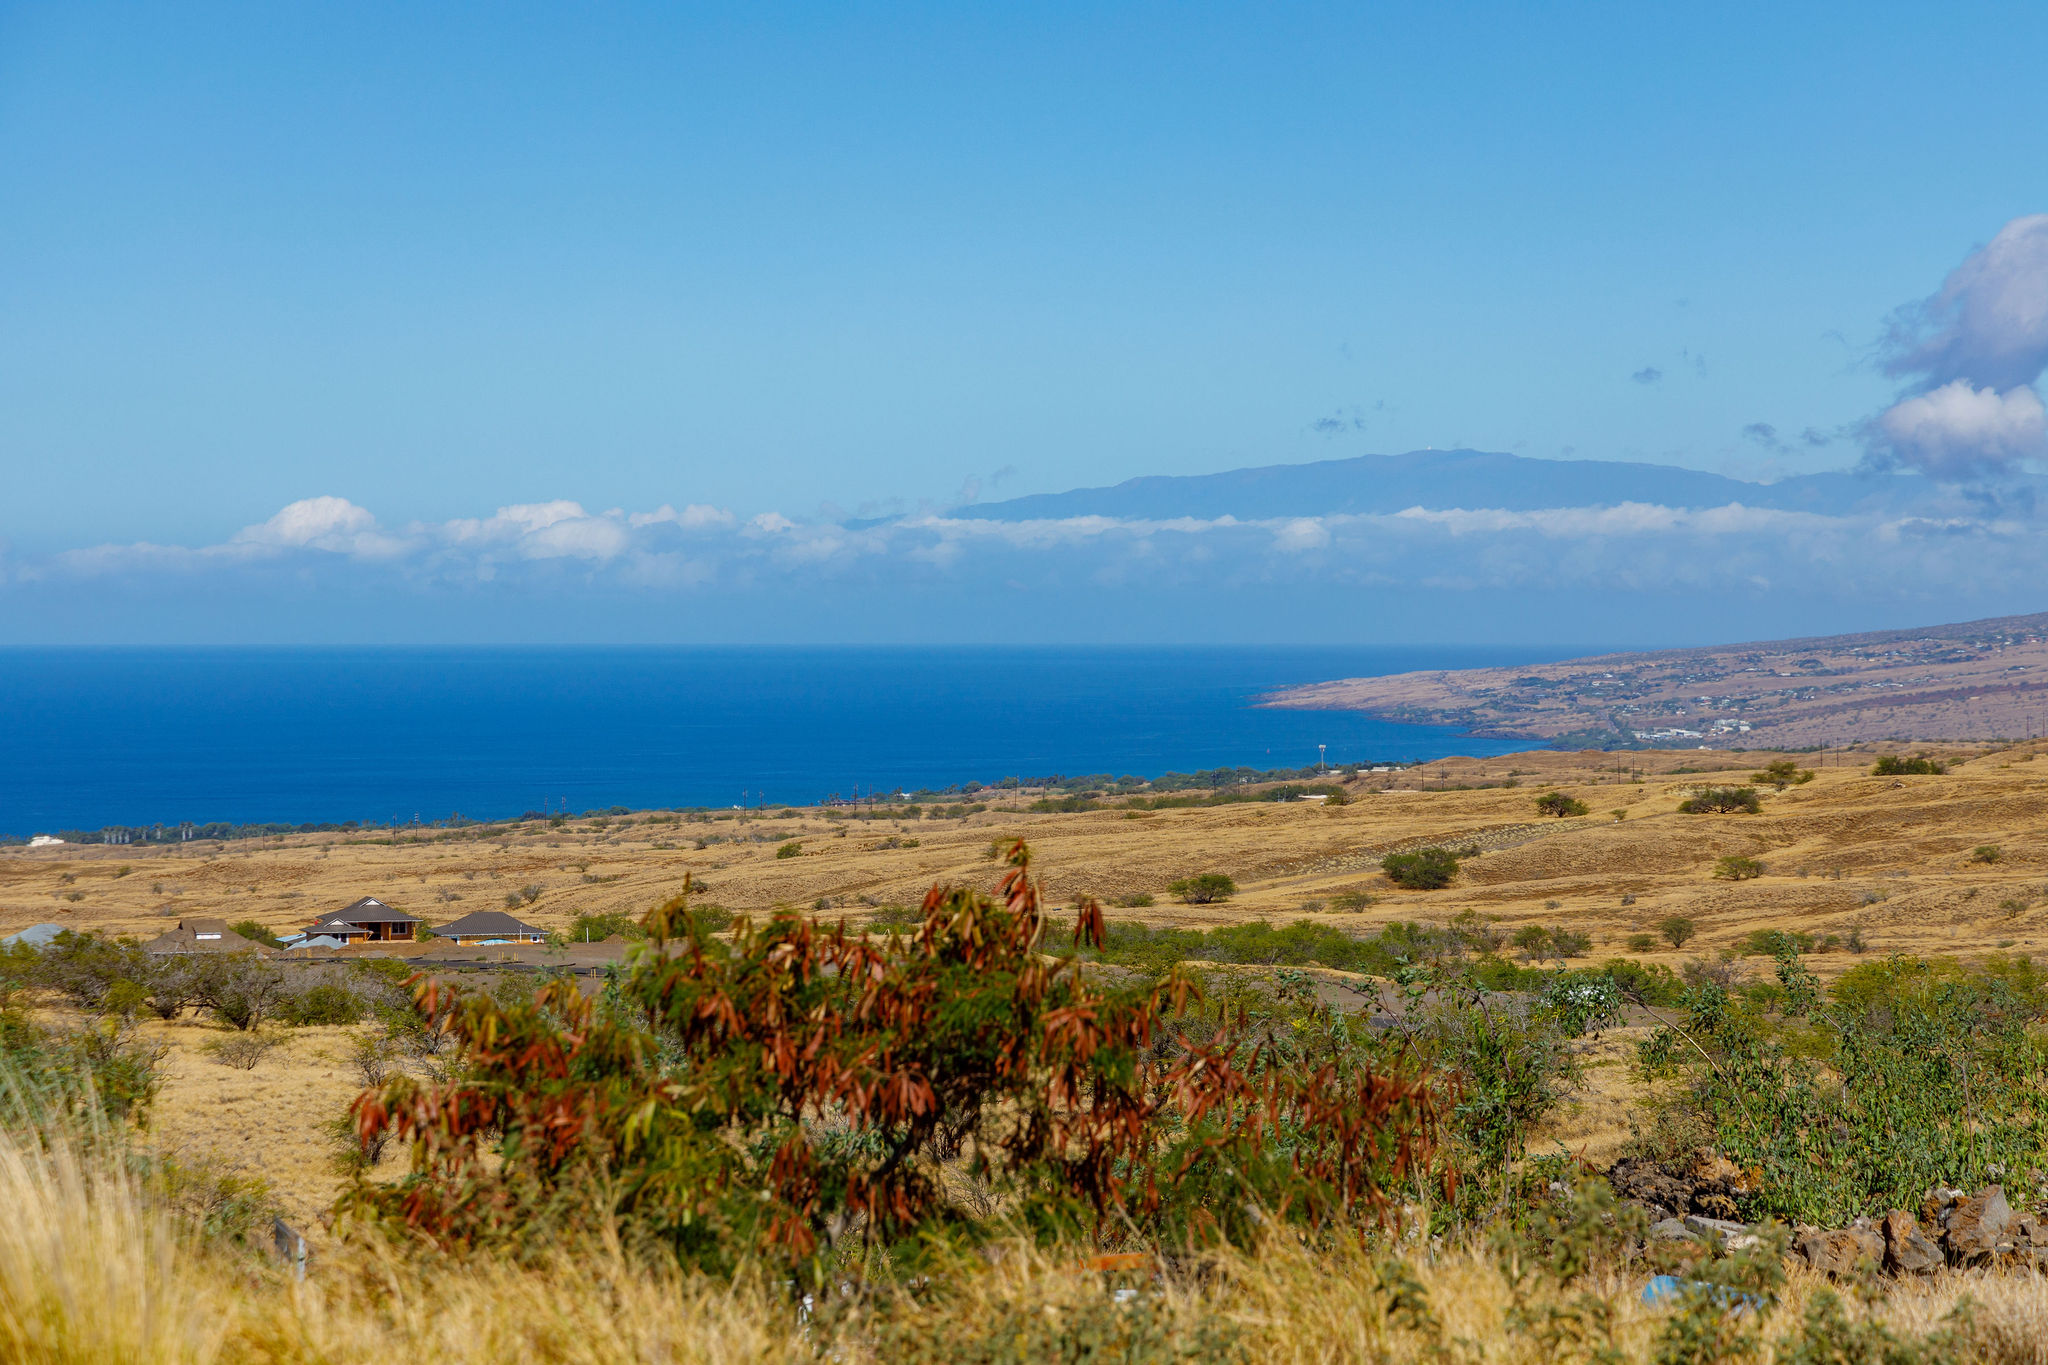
[
  {"left": 1944, "top": 1186, "right": 2014, "bottom": 1267},
  {"left": 1921, "top": 1187, "right": 1966, "bottom": 1230},
  {"left": 1606, "top": 1153, "right": 1759, "bottom": 1223},
  {"left": 1794, "top": 1226, "right": 1885, "bottom": 1278},
  {"left": 1882, "top": 1209, "right": 1945, "bottom": 1276},
  {"left": 1607, "top": 1158, "right": 1694, "bottom": 1222},
  {"left": 1647, "top": 1218, "right": 1701, "bottom": 1243}
]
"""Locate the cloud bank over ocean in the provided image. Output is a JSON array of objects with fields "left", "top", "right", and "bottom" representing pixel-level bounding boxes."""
[
  {"left": 8, "top": 469, "right": 2048, "bottom": 645},
  {"left": 7, "top": 216, "right": 2046, "bottom": 646}
]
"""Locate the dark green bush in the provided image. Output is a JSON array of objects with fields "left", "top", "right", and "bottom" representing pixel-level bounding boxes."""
[
  {"left": 1533, "top": 791, "right": 1589, "bottom": 818},
  {"left": 1750, "top": 760, "right": 1814, "bottom": 790},
  {"left": 1382, "top": 848, "right": 1459, "bottom": 889},
  {"left": 1636, "top": 952, "right": 2048, "bottom": 1224},
  {"left": 276, "top": 982, "right": 366, "bottom": 1027},
  {"left": 565, "top": 911, "right": 647, "bottom": 942},
  {"left": 1677, "top": 787, "right": 1762, "bottom": 814},
  {"left": 1872, "top": 755, "right": 1945, "bottom": 776},
  {"left": 1167, "top": 873, "right": 1237, "bottom": 904},
  {"left": 1738, "top": 929, "right": 1814, "bottom": 957}
]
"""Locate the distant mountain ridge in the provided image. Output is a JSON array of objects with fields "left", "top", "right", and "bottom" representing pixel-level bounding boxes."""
[{"left": 944, "top": 449, "right": 2003, "bottom": 521}]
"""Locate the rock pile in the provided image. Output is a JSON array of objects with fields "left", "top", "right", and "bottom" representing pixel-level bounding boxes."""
[{"left": 1609, "top": 1156, "right": 2048, "bottom": 1276}]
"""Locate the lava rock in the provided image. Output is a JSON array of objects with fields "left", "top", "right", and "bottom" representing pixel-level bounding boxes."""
[
  {"left": 1794, "top": 1227, "right": 1885, "bottom": 1278},
  {"left": 1945, "top": 1187, "right": 2014, "bottom": 1267},
  {"left": 1882, "top": 1209, "right": 1945, "bottom": 1276}
]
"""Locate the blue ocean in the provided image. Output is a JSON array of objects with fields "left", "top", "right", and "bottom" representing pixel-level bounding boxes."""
[{"left": 0, "top": 647, "right": 1573, "bottom": 836}]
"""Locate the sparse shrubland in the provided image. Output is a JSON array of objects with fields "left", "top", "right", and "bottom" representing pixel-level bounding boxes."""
[{"left": 23, "top": 754, "right": 2048, "bottom": 1361}]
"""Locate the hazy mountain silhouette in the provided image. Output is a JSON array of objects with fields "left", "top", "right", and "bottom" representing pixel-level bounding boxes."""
[{"left": 943, "top": 449, "right": 1974, "bottom": 521}]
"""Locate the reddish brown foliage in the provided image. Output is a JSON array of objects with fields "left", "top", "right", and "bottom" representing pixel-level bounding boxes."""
[{"left": 339, "top": 843, "right": 1448, "bottom": 1272}]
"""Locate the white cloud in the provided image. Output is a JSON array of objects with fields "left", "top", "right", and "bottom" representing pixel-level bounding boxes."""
[
  {"left": 630, "top": 503, "right": 735, "bottom": 530},
  {"left": 1272, "top": 517, "right": 1331, "bottom": 551},
  {"left": 19, "top": 487, "right": 2048, "bottom": 608},
  {"left": 1887, "top": 214, "right": 2048, "bottom": 392},
  {"left": 1873, "top": 381, "right": 2046, "bottom": 480},
  {"left": 1869, "top": 215, "right": 2048, "bottom": 478},
  {"left": 231, "top": 496, "right": 374, "bottom": 549}
]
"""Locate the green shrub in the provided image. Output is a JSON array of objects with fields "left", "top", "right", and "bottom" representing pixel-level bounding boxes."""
[
  {"left": 565, "top": 911, "right": 646, "bottom": 942},
  {"left": 276, "top": 983, "right": 366, "bottom": 1027},
  {"left": 1637, "top": 953, "right": 2048, "bottom": 1224},
  {"left": 1678, "top": 786, "right": 1762, "bottom": 814},
  {"left": 1656, "top": 916, "right": 1696, "bottom": 948},
  {"left": 1533, "top": 791, "right": 1589, "bottom": 818},
  {"left": 1738, "top": 928, "right": 1814, "bottom": 957},
  {"left": 1167, "top": 873, "right": 1236, "bottom": 904},
  {"left": 1971, "top": 844, "right": 2002, "bottom": 864},
  {"left": 1026, "top": 794, "right": 1099, "bottom": 813},
  {"left": 1712, "top": 855, "right": 1764, "bottom": 881},
  {"left": 775, "top": 841, "right": 802, "bottom": 859},
  {"left": 1872, "top": 755, "right": 1945, "bottom": 775},
  {"left": 1382, "top": 848, "right": 1459, "bottom": 890},
  {"left": 228, "top": 920, "right": 282, "bottom": 948},
  {"left": 1625, "top": 932, "right": 1657, "bottom": 953},
  {"left": 1750, "top": 760, "right": 1814, "bottom": 790}
]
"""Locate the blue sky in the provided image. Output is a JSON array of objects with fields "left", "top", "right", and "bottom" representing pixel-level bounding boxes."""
[{"left": 1, "top": 3, "right": 2044, "bottom": 642}]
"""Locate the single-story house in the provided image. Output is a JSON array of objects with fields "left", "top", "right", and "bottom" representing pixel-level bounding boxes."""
[
  {"left": 301, "top": 896, "right": 421, "bottom": 945},
  {"left": 144, "top": 918, "right": 272, "bottom": 956},
  {"left": 431, "top": 910, "right": 548, "bottom": 946}
]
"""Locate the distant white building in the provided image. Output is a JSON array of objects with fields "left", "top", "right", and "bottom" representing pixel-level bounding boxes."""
[{"left": 27, "top": 835, "right": 64, "bottom": 848}]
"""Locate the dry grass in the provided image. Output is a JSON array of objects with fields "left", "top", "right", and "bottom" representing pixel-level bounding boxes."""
[
  {"left": 10, "top": 741, "right": 2048, "bottom": 982},
  {"left": 14, "top": 740, "right": 2048, "bottom": 1226},
  {"left": 7, "top": 1117, "right": 2048, "bottom": 1364}
]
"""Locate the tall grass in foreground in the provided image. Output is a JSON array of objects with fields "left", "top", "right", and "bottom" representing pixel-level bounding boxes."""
[{"left": 8, "top": 1114, "right": 2048, "bottom": 1365}]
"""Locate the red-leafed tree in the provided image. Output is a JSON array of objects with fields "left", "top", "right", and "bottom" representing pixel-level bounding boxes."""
[{"left": 339, "top": 842, "right": 1447, "bottom": 1275}]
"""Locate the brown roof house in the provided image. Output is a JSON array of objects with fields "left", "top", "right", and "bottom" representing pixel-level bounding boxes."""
[
  {"left": 144, "top": 917, "right": 272, "bottom": 956},
  {"left": 295, "top": 896, "right": 421, "bottom": 947},
  {"left": 431, "top": 910, "right": 548, "bottom": 946}
]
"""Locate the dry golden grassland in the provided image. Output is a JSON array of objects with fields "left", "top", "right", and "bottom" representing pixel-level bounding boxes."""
[
  {"left": 12, "top": 741, "right": 2048, "bottom": 1360},
  {"left": 10, "top": 1121, "right": 2048, "bottom": 1365},
  {"left": 7, "top": 741, "right": 2048, "bottom": 1233},
  {"left": 9, "top": 742, "right": 2044, "bottom": 968}
]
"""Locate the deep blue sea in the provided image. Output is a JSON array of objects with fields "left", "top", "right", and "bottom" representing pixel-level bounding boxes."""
[{"left": 0, "top": 647, "right": 1576, "bottom": 836}]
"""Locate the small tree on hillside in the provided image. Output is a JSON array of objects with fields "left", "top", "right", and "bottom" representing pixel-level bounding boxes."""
[
  {"left": 1534, "top": 791, "right": 1590, "bottom": 818},
  {"left": 1678, "top": 786, "right": 1762, "bottom": 814},
  {"left": 1657, "top": 915, "right": 1697, "bottom": 949},
  {"left": 1751, "top": 760, "right": 1814, "bottom": 790},
  {"left": 1872, "top": 755, "right": 1945, "bottom": 776},
  {"left": 1167, "top": 873, "right": 1236, "bottom": 904},
  {"left": 1382, "top": 848, "right": 1459, "bottom": 890}
]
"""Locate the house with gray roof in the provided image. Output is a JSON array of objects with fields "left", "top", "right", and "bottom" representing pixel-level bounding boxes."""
[
  {"left": 299, "top": 896, "right": 421, "bottom": 945},
  {"left": 431, "top": 910, "right": 547, "bottom": 945}
]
